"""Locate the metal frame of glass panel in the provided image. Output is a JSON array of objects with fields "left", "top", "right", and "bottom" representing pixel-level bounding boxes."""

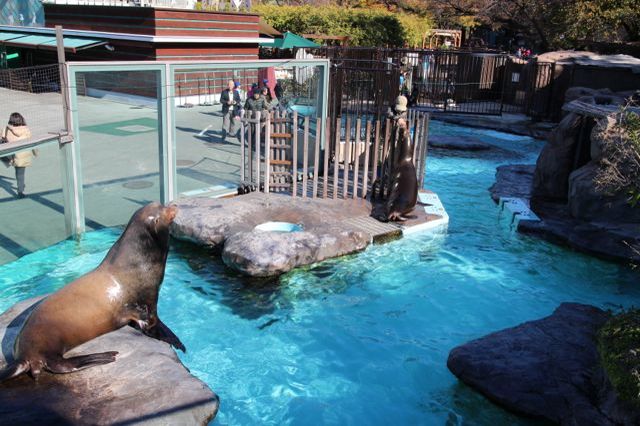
[{"left": 65, "top": 59, "right": 329, "bottom": 236}]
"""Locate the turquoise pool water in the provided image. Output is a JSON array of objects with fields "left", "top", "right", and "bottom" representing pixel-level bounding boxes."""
[{"left": 1, "top": 121, "right": 639, "bottom": 425}]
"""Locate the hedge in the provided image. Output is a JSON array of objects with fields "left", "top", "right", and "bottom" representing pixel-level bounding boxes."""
[
  {"left": 253, "top": 5, "right": 432, "bottom": 48},
  {"left": 598, "top": 309, "right": 640, "bottom": 408}
]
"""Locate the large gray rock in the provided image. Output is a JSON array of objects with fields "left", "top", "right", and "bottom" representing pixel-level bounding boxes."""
[
  {"left": 493, "top": 162, "right": 640, "bottom": 263},
  {"left": 447, "top": 303, "right": 640, "bottom": 425},
  {"left": 0, "top": 297, "right": 219, "bottom": 425},
  {"left": 568, "top": 162, "right": 640, "bottom": 223},
  {"left": 532, "top": 112, "right": 584, "bottom": 201},
  {"left": 590, "top": 116, "right": 617, "bottom": 161},
  {"left": 171, "top": 193, "right": 373, "bottom": 276},
  {"left": 223, "top": 229, "right": 369, "bottom": 277},
  {"left": 489, "top": 164, "right": 535, "bottom": 203},
  {"left": 564, "top": 86, "right": 600, "bottom": 103},
  {"left": 428, "top": 134, "right": 491, "bottom": 151}
]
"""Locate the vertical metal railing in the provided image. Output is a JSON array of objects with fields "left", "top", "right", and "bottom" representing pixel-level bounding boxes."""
[{"left": 241, "top": 110, "right": 430, "bottom": 200}]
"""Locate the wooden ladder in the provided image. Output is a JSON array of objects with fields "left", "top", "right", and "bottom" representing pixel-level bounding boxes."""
[{"left": 269, "top": 110, "right": 294, "bottom": 192}]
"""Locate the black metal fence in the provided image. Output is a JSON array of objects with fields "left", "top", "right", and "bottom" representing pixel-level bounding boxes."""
[
  {"left": 328, "top": 59, "right": 400, "bottom": 120},
  {"left": 403, "top": 50, "right": 508, "bottom": 115},
  {"left": 501, "top": 59, "right": 556, "bottom": 119},
  {"left": 310, "top": 46, "right": 575, "bottom": 121},
  {"left": 0, "top": 64, "right": 60, "bottom": 94},
  {"left": 0, "top": 64, "right": 64, "bottom": 141}
]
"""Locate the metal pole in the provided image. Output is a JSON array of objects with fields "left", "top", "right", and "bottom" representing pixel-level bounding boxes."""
[
  {"left": 56, "top": 26, "right": 71, "bottom": 134},
  {"left": 56, "top": 25, "right": 85, "bottom": 237},
  {"left": 163, "top": 63, "right": 175, "bottom": 202}
]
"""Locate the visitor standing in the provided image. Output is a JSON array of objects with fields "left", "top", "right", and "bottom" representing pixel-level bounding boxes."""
[
  {"left": 220, "top": 80, "right": 242, "bottom": 141},
  {"left": 244, "top": 86, "right": 271, "bottom": 141},
  {"left": 1, "top": 113, "right": 35, "bottom": 199}
]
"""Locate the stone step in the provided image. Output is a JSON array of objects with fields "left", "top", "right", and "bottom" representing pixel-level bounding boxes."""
[{"left": 344, "top": 216, "right": 402, "bottom": 243}]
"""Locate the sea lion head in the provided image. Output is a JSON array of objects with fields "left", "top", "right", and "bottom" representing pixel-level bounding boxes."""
[
  {"left": 138, "top": 202, "right": 178, "bottom": 245},
  {"left": 103, "top": 202, "right": 178, "bottom": 268}
]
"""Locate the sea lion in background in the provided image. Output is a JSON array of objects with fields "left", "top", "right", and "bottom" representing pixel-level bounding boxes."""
[
  {"left": 385, "top": 124, "right": 418, "bottom": 221},
  {"left": 0, "top": 202, "right": 185, "bottom": 383}
]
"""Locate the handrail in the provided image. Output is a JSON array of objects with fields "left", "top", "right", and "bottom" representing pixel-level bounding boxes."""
[{"left": 0, "top": 131, "right": 72, "bottom": 157}]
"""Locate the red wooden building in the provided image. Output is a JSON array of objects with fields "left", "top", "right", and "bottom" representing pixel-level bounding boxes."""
[{"left": 0, "top": 3, "right": 271, "bottom": 66}]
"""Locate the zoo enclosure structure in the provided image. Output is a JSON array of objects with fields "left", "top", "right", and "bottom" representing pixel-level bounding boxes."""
[
  {"left": 0, "top": 56, "right": 431, "bottom": 265},
  {"left": 238, "top": 109, "right": 429, "bottom": 202},
  {"left": 0, "top": 58, "right": 329, "bottom": 242},
  {"left": 314, "top": 46, "right": 523, "bottom": 117},
  {"left": 312, "top": 46, "right": 640, "bottom": 122}
]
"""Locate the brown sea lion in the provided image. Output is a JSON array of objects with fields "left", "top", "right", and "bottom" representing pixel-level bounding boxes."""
[
  {"left": 0, "top": 202, "right": 185, "bottom": 382},
  {"left": 385, "top": 124, "right": 418, "bottom": 221}
]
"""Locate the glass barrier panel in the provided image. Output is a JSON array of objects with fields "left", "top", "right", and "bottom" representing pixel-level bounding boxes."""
[
  {"left": 0, "top": 141, "right": 66, "bottom": 266},
  {"left": 173, "top": 64, "right": 323, "bottom": 198},
  {"left": 75, "top": 70, "right": 162, "bottom": 229}
]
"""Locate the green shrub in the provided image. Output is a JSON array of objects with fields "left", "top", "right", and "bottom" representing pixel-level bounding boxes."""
[
  {"left": 598, "top": 309, "right": 640, "bottom": 407},
  {"left": 595, "top": 109, "right": 640, "bottom": 207},
  {"left": 253, "top": 5, "right": 431, "bottom": 47}
]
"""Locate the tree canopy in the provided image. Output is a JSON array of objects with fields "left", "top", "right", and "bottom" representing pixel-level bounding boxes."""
[
  {"left": 254, "top": 4, "right": 432, "bottom": 47},
  {"left": 427, "top": 0, "right": 639, "bottom": 50},
  {"left": 250, "top": 0, "right": 639, "bottom": 51}
]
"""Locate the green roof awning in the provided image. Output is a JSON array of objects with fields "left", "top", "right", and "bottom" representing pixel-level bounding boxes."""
[
  {"left": 261, "top": 31, "right": 320, "bottom": 49},
  {"left": 0, "top": 31, "right": 27, "bottom": 42},
  {"left": 0, "top": 31, "right": 106, "bottom": 53}
]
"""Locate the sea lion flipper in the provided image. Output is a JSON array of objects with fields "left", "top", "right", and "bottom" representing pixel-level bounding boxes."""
[
  {"left": 0, "top": 361, "right": 30, "bottom": 383},
  {"left": 145, "top": 319, "right": 186, "bottom": 353},
  {"left": 45, "top": 351, "right": 118, "bottom": 374}
]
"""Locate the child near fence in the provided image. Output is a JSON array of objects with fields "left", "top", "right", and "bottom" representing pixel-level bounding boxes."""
[{"left": 1, "top": 113, "right": 36, "bottom": 199}]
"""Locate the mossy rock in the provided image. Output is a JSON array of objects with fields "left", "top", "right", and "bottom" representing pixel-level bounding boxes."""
[{"left": 598, "top": 309, "right": 640, "bottom": 408}]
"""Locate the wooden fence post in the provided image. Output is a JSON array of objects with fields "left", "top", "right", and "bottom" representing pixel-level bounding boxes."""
[
  {"left": 371, "top": 120, "right": 380, "bottom": 194},
  {"left": 240, "top": 119, "right": 245, "bottom": 183},
  {"left": 247, "top": 114, "right": 253, "bottom": 184},
  {"left": 382, "top": 118, "right": 391, "bottom": 199},
  {"left": 412, "top": 112, "right": 421, "bottom": 167},
  {"left": 254, "top": 111, "right": 261, "bottom": 189},
  {"left": 333, "top": 117, "right": 340, "bottom": 199},
  {"left": 419, "top": 113, "right": 430, "bottom": 188},
  {"left": 343, "top": 117, "right": 351, "bottom": 199},
  {"left": 292, "top": 110, "right": 298, "bottom": 197},
  {"left": 323, "top": 116, "right": 330, "bottom": 199},
  {"left": 352, "top": 118, "right": 361, "bottom": 199},
  {"left": 362, "top": 120, "right": 371, "bottom": 199},
  {"left": 302, "top": 116, "right": 309, "bottom": 198},
  {"left": 264, "top": 111, "right": 271, "bottom": 193},
  {"left": 313, "top": 116, "right": 320, "bottom": 198}
]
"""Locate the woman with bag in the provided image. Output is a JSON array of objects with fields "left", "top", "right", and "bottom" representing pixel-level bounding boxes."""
[{"left": 2, "top": 113, "right": 35, "bottom": 199}]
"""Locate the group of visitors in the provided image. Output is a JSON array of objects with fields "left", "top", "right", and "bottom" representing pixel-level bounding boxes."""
[
  {"left": 219, "top": 78, "right": 276, "bottom": 142},
  {"left": 0, "top": 112, "right": 35, "bottom": 199},
  {"left": 515, "top": 47, "right": 532, "bottom": 60}
]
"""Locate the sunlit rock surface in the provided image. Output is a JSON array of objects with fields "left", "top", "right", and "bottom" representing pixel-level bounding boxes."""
[
  {"left": 448, "top": 303, "right": 640, "bottom": 425},
  {"left": 0, "top": 297, "right": 219, "bottom": 425},
  {"left": 171, "top": 193, "right": 371, "bottom": 276}
]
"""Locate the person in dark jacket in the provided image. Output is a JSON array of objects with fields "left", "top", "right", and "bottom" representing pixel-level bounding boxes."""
[{"left": 244, "top": 88, "right": 272, "bottom": 141}]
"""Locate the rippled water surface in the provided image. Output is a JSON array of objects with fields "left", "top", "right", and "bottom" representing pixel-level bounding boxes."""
[{"left": 1, "top": 121, "right": 638, "bottom": 425}]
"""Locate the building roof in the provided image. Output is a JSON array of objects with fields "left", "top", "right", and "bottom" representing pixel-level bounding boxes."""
[
  {"left": 0, "top": 29, "right": 105, "bottom": 52},
  {"left": 0, "top": 25, "right": 273, "bottom": 45},
  {"left": 258, "top": 19, "right": 281, "bottom": 38},
  {"left": 262, "top": 31, "right": 319, "bottom": 49},
  {"left": 536, "top": 50, "right": 640, "bottom": 72}
]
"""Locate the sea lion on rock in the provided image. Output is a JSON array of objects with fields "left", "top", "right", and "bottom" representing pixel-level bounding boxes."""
[
  {"left": 0, "top": 202, "right": 185, "bottom": 382},
  {"left": 385, "top": 124, "right": 418, "bottom": 221}
]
